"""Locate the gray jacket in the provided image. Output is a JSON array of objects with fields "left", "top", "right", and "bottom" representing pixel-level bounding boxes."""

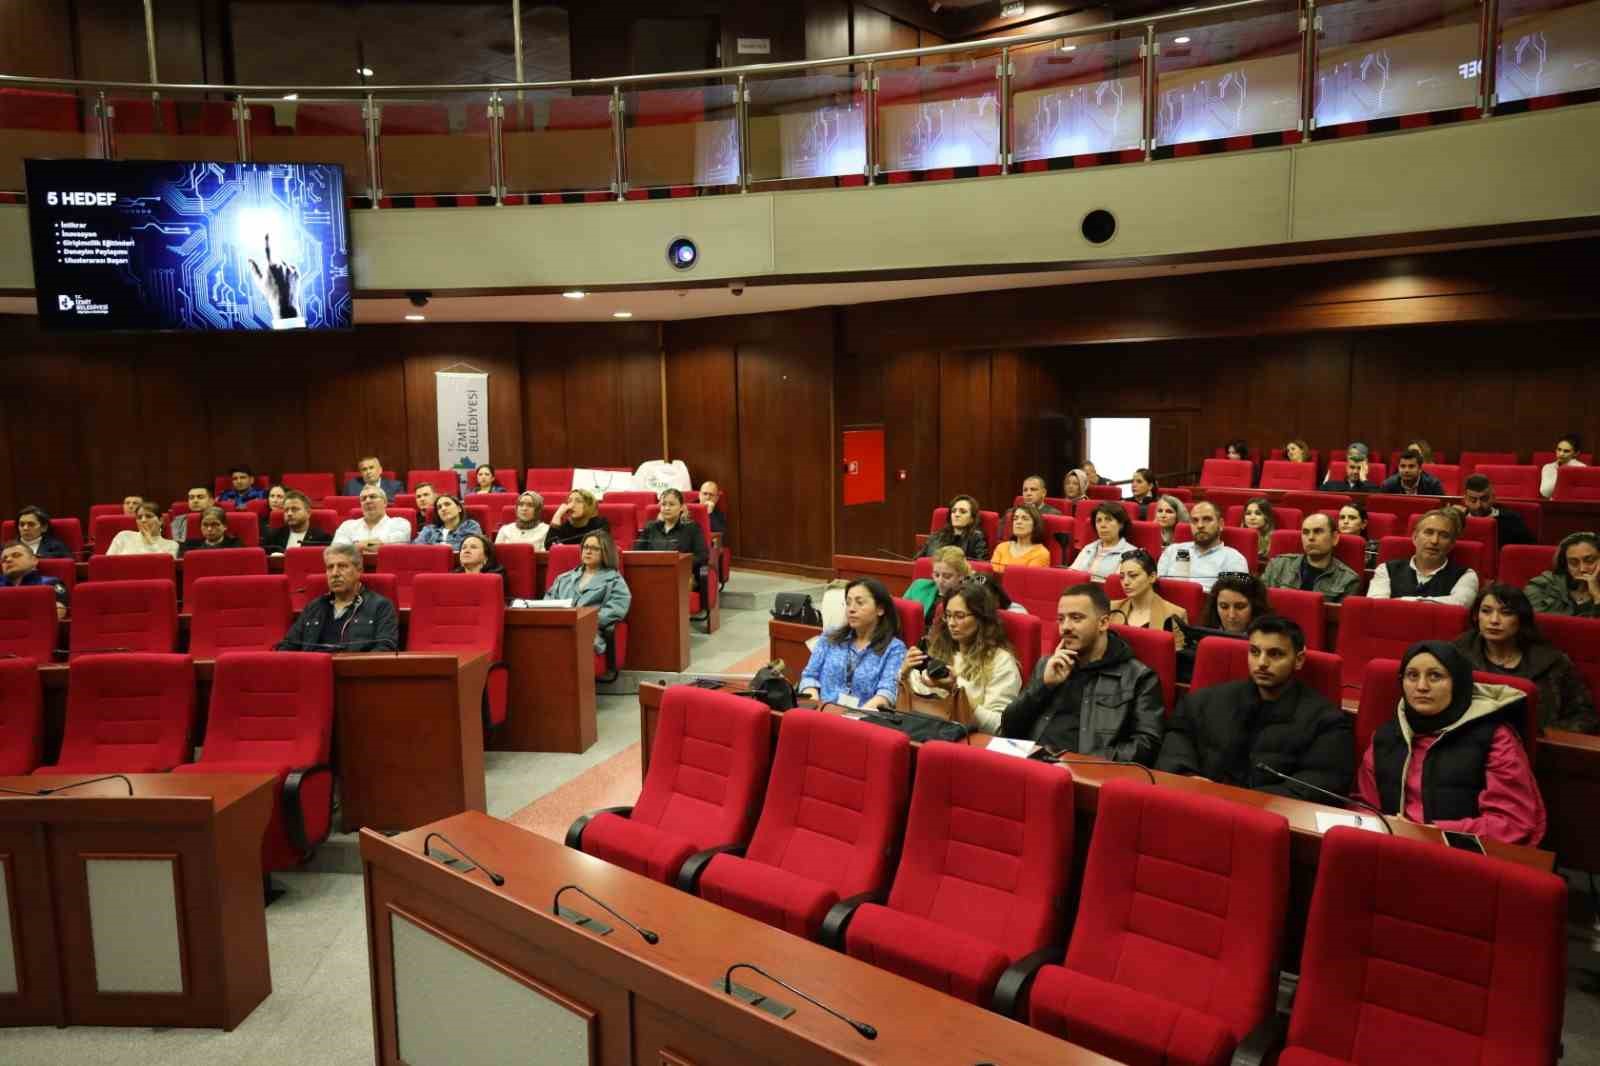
[
  {"left": 545, "top": 566, "right": 631, "bottom": 631},
  {"left": 999, "top": 632, "right": 1165, "bottom": 764},
  {"left": 1525, "top": 571, "right": 1599, "bottom": 618}
]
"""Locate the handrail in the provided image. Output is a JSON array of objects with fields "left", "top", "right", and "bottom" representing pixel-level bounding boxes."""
[{"left": 0, "top": 0, "right": 1282, "bottom": 97}]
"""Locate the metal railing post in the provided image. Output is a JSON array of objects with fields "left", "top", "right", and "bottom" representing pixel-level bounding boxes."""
[
  {"left": 363, "top": 93, "right": 382, "bottom": 203},
  {"left": 233, "top": 93, "right": 250, "bottom": 161},
  {"left": 142, "top": 0, "right": 162, "bottom": 129},
  {"left": 998, "top": 46, "right": 1012, "bottom": 174},
  {"left": 95, "top": 90, "right": 113, "bottom": 160},
  {"left": 610, "top": 85, "right": 627, "bottom": 200},
  {"left": 488, "top": 91, "right": 505, "bottom": 202},
  {"left": 865, "top": 60, "right": 878, "bottom": 183},
  {"left": 1300, "top": 1, "right": 1319, "bottom": 135},
  {"left": 1478, "top": 0, "right": 1501, "bottom": 114},
  {"left": 736, "top": 73, "right": 750, "bottom": 192},
  {"left": 1141, "top": 24, "right": 1157, "bottom": 159}
]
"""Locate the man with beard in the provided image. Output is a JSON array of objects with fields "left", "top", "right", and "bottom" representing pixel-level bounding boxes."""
[{"left": 1156, "top": 499, "right": 1249, "bottom": 592}]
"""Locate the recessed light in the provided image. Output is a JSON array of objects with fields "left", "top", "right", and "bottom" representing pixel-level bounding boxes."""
[
  {"left": 1060, "top": 43, "right": 1077, "bottom": 52},
  {"left": 612, "top": 311, "right": 633, "bottom": 319},
  {"left": 283, "top": 93, "right": 299, "bottom": 100},
  {"left": 357, "top": 67, "right": 374, "bottom": 77},
  {"left": 561, "top": 290, "right": 585, "bottom": 300},
  {"left": 1173, "top": 36, "right": 1191, "bottom": 44},
  {"left": 405, "top": 313, "right": 425, "bottom": 321}
]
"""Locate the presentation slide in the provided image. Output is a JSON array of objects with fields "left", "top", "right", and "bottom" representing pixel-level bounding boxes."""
[{"left": 25, "top": 159, "right": 352, "bottom": 332}]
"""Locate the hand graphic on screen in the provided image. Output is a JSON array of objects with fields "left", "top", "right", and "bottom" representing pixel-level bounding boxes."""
[{"left": 248, "top": 234, "right": 302, "bottom": 327}]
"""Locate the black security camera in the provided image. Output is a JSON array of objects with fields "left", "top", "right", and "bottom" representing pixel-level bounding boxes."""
[{"left": 407, "top": 291, "right": 431, "bottom": 308}]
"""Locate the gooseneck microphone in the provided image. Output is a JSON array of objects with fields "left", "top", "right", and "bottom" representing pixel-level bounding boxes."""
[
  {"left": 1254, "top": 762, "right": 1394, "bottom": 834},
  {"left": 422, "top": 832, "right": 506, "bottom": 885},
  {"left": 552, "top": 885, "right": 658, "bottom": 944},
  {"left": 37, "top": 773, "right": 135, "bottom": 796},
  {"left": 721, "top": 963, "right": 877, "bottom": 1040},
  {"left": 1036, "top": 754, "right": 1158, "bottom": 786}
]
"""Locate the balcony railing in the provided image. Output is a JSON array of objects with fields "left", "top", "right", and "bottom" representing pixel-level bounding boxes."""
[{"left": 1, "top": 0, "right": 1597, "bottom": 202}]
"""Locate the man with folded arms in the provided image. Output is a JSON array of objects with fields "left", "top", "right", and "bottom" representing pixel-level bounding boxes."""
[
  {"left": 277, "top": 542, "right": 398, "bottom": 651},
  {"left": 1261, "top": 512, "right": 1361, "bottom": 602},
  {"left": 1156, "top": 616, "right": 1353, "bottom": 799},
  {"left": 1368, "top": 508, "right": 1478, "bottom": 608}
]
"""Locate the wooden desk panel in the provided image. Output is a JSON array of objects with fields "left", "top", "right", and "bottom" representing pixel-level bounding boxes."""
[
  {"left": 619, "top": 552, "right": 692, "bottom": 673},
  {"left": 1537, "top": 728, "right": 1600, "bottom": 872},
  {"left": 769, "top": 621, "right": 817, "bottom": 686},
  {"left": 361, "top": 811, "right": 1116, "bottom": 1066},
  {"left": 832, "top": 555, "right": 914, "bottom": 596},
  {"left": 495, "top": 607, "right": 599, "bottom": 753}
]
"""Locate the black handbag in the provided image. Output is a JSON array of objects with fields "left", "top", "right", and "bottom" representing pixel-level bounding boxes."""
[
  {"left": 770, "top": 592, "right": 822, "bottom": 626},
  {"left": 858, "top": 708, "right": 971, "bottom": 744},
  {"left": 736, "top": 663, "right": 797, "bottom": 711}
]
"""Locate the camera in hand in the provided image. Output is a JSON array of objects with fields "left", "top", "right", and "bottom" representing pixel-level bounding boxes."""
[{"left": 917, "top": 638, "right": 951, "bottom": 682}]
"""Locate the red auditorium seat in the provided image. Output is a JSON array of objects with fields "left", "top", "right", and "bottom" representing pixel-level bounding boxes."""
[
  {"left": 1554, "top": 465, "right": 1600, "bottom": 501},
  {"left": 0, "top": 657, "right": 43, "bottom": 774},
  {"left": 69, "top": 580, "right": 178, "bottom": 658},
  {"left": 1324, "top": 460, "right": 1387, "bottom": 485},
  {"left": 525, "top": 467, "right": 575, "bottom": 494},
  {"left": 1278, "top": 827, "right": 1565, "bottom": 1066},
  {"left": 88, "top": 503, "right": 128, "bottom": 522},
  {"left": 1498, "top": 543, "right": 1555, "bottom": 590},
  {"left": 1269, "top": 448, "right": 1322, "bottom": 467},
  {"left": 0, "top": 87, "right": 84, "bottom": 131},
  {"left": 375, "top": 544, "right": 453, "bottom": 609},
  {"left": 295, "top": 104, "right": 366, "bottom": 136},
  {"left": 602, "top": 503, "right": 641, "bottom": 547},
  {"left": 106, "top": 96, "right": 180, "bottom": 134},
  {"left": 1086, "top": 485, "right": 1123, "bottom": 501},
  {"left": 282, "top": 546, "right": 330, "bottom": 610},
  {"left": 187, "top": 576, "right": 293, "bottom": 658},
  {"left": 893, "top": 596, "right": 925, "bottom": 648},
  {"left": 495, "top": 542, "right": 536, "bottom": 599},
  {"left": 1388, "top": 448, "right": 1451, "bottom": 468},
  {"left": 87, "top": 551, "right": 175, "bottom": 585},
  {"left": 175, "top": 651, "right": 335, "bottom": 872},
  {"left": 1001, "top": 566, "right": 1091, "bottom": 634},
  {"left": 1421, "top": 464, "right": 1462, "bottom": 495},
  {"left": 1375, "top": 536, "right": 1488, "bottom": 583},
  {"left": 408, "top": 574, "right": 508, "bottom": 731},
  {"left": 841, "top": 743, "right": 1073, "bottom": 1008},
  {"left": 693, "top": 709, "right": 910, "bottom": 937},
  {"left": 1041, "top": 514, "right": 1073, "bottom": 563},
  {"left": 1264, "top": 587, "right": 1330, "bottom": 651},
  {"left": 1538, "top": 616, "right": 1600, "bottom": 715},
  {"left": 408, "top": 469, "right": 460, "bottom": 493},
  {"left": 1199, "top": 459, "right": 1254, "bottom": 489},
  {"left": 1471, "top": 463, "right": 1541, "bottom": 500},
  {"left": 280, "top": 472, "right": 336, "bottom": 501},
  {"left": 639, "top": 503, "right": 721, "bottom": 622},
  {"left": 491, "top": 468, "right": 519, "bottom": 493},
  {"left": 35, "top": 558, "right": 75, "bottom": 597},
  {"left": 566, "top": 686, "right": 771, "bottom": 883},
  {"left": 378, "top": 102, "right": 451, "bottom": 134},
  {"left": 187, "top": 100, "right": 275, "bottom": 138},
  {"left": 548, "top": 544, "right": 628, "bottom": 678},
  {"left": 1279, "top": 491, "right": 1353, "bottom": 513},
  {"left": 1364, "top": 497, "right": 1438, "bottom": 531},
  {"left": 1457, "top": 451, "right": 1518, "bottom": 474},
  {"left": 181, "top": 546, "right": 267, "bottom": 606},
  {"left": 0, "top": 585, "right": 58, "bottom": 663},
  {"left": 1028, "top": 781, "right": 1288, "bottom": 1062},
  {"left": 3, "top": 517, "right": 82, "bottom": 557},
  {"left": 1126, "top": 520, "right": 1165, "bottom": 560},
  {"left": 999, "top": 610, "right": 1042, "bottom": 681},
  {"left": 222, "top": 511, "right": 261, "bottom": 547},
  {"left": 1334, "top": 598, "right": 1468, "bottom": 696},
  {"left": 1267, "top": 528, "right": 1366, "bottom": 576},
  {"left": 1258, "top": 460, "right": 1317, "bottom": 491},
  {"left": 1191, "top": 637, "right": 1343, "bottom": 706},
  {"left": 1111, "top": 624, "right": 1177, "bottom": 711},
  {"left": 165, "top": 509, "right": 205, "bottom": 542},
  {"left": 38, "top": 653, "right": 194, "bottom": 773},
  {"left": 467, "top": 493, "right": 516, "bottom": 534},
  {"left": 1220, "top": 527, "right": 1262, "bottom": 574},
  {"left": 930, "top": 506, "right": 1001, "bottom": 547},
  {"left": 461, "top": 504, "right": 491, "bottom": 536},
  {"left": 602, "top": 491, "right": 662, "bottom": 511}
]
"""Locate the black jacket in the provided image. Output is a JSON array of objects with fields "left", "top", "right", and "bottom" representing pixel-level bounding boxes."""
[
  {"left": 262, "top": 525, "right": 333, "bottom": 552},
  {"left": 547, "top": 514, "right": 611, "bottom": 547},
  {"left": 276, "top": 587, "right": 399, "bottom": 652},
  {"left": 917, "top": 527, "right": 989, "bottom": 561},
  {"left": 1380, "top": 471, "right": 1446, "bottom": 496},
  {"left": 1321, "top": 478, "right": 1380, "bottom": 493},
  {"left": 635, "top": 518, "right": 708, "bottom": 572},
  {"left": 999, "top": 631, "right": 1165, "bottom": 765},
  {"left": 26, "top": 535, "right": 73, "bottom": 560},
  {"left": 1490, "top": 508, "right": 1535, "bottom": 547},
  {"left": 1452, "top": 632, "right": 1597, "bottom": 733},
  {"left": 1156, "top": 679, "right": 1354, "bottom": 799}
]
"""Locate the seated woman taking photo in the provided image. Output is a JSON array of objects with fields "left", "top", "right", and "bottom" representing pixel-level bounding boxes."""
[
  {"left": 413, "top": 493, "right": 483, "bottom": 550},
  {"left": 1069, "top": 501, "right": 1135, "bottom": 581},
  {"left": 1151, "top": 494, "right": 1190, "bottom": 548},
  {"left": 1109, "top": 550, "right": 1188, "bottom": 643},
  {"left": 917, "top": 494, "right": 988, "bottom": 560},
  {"left": 991, "top": 503, "right": 1050, "bottom": 574},
  {"left": 545, "top": 531, "right": 631, "bottom": 654},
  {"left": 547, "top": 489, "right": 611, "bottom": 547},
  {"left": 901, "top": 580, "right": 1021, "bottom": 734},
  {"left": 1453, "top": 583, "right": 1597, "bottom": 733},
  {"left": 798, "top": 578, "right": 906, "bottom": 710},
  {"left": 1357, "top": 641, "right": 1546, "bottom": 847}
]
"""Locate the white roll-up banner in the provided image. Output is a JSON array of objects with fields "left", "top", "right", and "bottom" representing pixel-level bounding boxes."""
[{"left": 436, "top": 371, "right": 488, "bottom": 493}]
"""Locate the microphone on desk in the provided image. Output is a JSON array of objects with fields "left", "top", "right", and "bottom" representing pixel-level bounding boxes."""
[
  {"left": 872, "top": 547, "right": 916, "bottom": 562},
  {"left": 422, "top": 831, "right": 505, "bottom": 885},
  {"left": 1036, "top": 754, "right": 1158, "bottom": 786},
  {"left": 552, "top": 884, "right": 659, "bottom": 944},
  {"left": 1253, "top": 762, "right": 1393, "bottom": 834},
  {"left": 720, "top": 962, "right": 877, "bottom": 1040},
  {"left": 36, "top": 773, "right": 135, "bottom": 797}
]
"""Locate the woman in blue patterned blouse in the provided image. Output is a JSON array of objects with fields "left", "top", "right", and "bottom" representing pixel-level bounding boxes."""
[
  {"left": 413, "top": 494, "right": 483, "bottom": 550},
  {"left": 799, "top": 578, "right": 907, "bottom": 709}
]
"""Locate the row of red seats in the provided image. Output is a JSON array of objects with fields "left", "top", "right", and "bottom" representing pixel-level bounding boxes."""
[
  {"left": 1217, "top": 445, "right": 1594, "bottom": 474},
  {"left": 568, "top": 688, "right": 1564, "bottom": 1063},
  {"left": 1202, "top": 456, "right": 1600, "bottom": 499}
]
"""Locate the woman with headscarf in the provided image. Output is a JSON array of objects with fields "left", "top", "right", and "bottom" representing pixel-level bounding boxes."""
[{"left": 1356, "top": 640, "right": 1546, "bottom": 846}]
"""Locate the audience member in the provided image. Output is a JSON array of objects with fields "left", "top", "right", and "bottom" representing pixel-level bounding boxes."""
[
  {"left": 901, "top": 579, "right": 1021, "bottom": 734},
  {"left": 1453, "top": 584, "right": 1597, "bottom": 733},
  {"left": 1081, "top": 460, "right": 1112, "bottom": 486},
  {"left": 1368, "top": 508, "right": 1478, "bottom": 608},
  {"left": 171, "top": 486, "right": 215, "bottom": 542},
  {"left": 1157, "top": 617, "right": 1354, "bottom": 799},
  {"left": 106, "top": 502, "right": 179, "bottom": 557},
  {"left": 1200, "top": 572, "right": 1271, "bottom": 634},
  {"left": 1151, "top": 495, "right": 1190, "bottom": 548},
  {"left": 263, "top": 490, "right": 331, "bottom": 553},
  {"left": 121, "top": 495, "right": 144, "bottom": 515},
  {"left": 1323, "top": 442, "right": 1381, "bottom": 492},
  {"left": 217, "top": 466, "right": 265, "bottom": 509},
  {"left": 266, "top": 485, "right": 287, "bottom": 512},
  {"left": 1525, "top": 532, "right": 1600, "bottom": 617},
  {"left": 452, "top": 533, "right": 505, "bottom": 582},
  {"left": 699, "top": 481, "right": 729, "bottom": 538},
  {"left": 1018, "top": 474, "right": 1059, "bottom": 515},
  {"left": 1405, "top": 439, "right": 1435, "bottom": 464},
  {"left": 1381, "top": 449, "right": 1444, "bottom": 496},
  {"left": 1224, "top": 440, "right": 1250, "bottom": 462},
  {"left": 470, "top": 464, "right": 505, "bottom": 494},
  {"left": 1337, "top": 501, "right": 1379, "bottom": 569},
  {"left": 917, "top": 494, "right": 988, "bottom": 560},
  {"left": 798, "top": 577, "right": 906, "bottom": 709},
  {"left": 999, "top": 583, "right": 1164, "bottom": 764},
  {"left": 1261, "top": 512, "right": 1361, "bottom": 602},
  {"left": 181, "top": 506, "right": 242, "bottom": 554},
  {"left": 1, "top": 541, "right": 69, "bottom": 618},
  {"left": 903, "top": 546, "right": 970, "bottom": 625},
  {"left": 1454, "top": 474, "right": 1534, "bottom": 546},
  {"left": 1070, "top": 501, "right": 1136, "bottom": 581},
  {"left": 1540, "top": 434, "right": 1586, "bottom": 499},
  {"left": 342, "top": 456, "right": 405, "bottom": 499},
  {"left": 1157, "top": 500, "right": 1249, "bottom": 592},
  {"left": 991, "top": 503, "right": 1049, "bottom": 573},
  {"left": 495, "top": 491, "right": 549, "bottom": 549},
  {"left": 1108, "top": 550, "right": 1187, "bottom": 639},
  {"left": 412, "top": 482, "right": 437, "bottom": 515},
  {"left": 333, "top": 486, "right": 412, "bottom": 551},
  {"left": 545, "top": 530, "right": 632, "bottom": 656},
  {"left": 1284, "top": 439, "right": 1311, "bottom": 463},
  {"left": 1241, "top": 496, "right": 1275, "bottom": 565},
  {"left": 1126, "top": 469, "right": 1159, "bottom": 518},
  {"left": 276, "top": 542, "right": 399, "bottom": 652},
  {"left": 413, "top": 493, "right": 483, "bottom": 550},
  {"left": 547, "top": 489, "right": 611, "bottom": 548},
  {"left": 636, "top": 488, "right": 710, "bottom": 578},
  {"left": 1356, "top": 641, "right": 1546, "bottom": 847},
  {"left": 13, "top": 506, "right": 72, "bottom": 559},
  {"left": 1061, "top": 469, "right": 1091, "bottom": 505}
]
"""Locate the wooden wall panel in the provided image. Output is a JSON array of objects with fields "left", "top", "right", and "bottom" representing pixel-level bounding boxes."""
[
  {"left": 0, "top": 0, "right": 76, "bottom": 79},
  {"left": 936, "top": 350, "right": 992, "bottom": 507},
  {"left": 400, "top": 324, "right": 524, "bottom": 476},
  {"left": 662, "top": 329, "right": 740, "bottom": 551},
  {"left": 516, "top": 322, "right": 662, "bottom": 470}
]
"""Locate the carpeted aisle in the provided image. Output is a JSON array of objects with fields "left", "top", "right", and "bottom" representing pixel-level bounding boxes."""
[{"left": 505, "top": 743, "right": 642, "bottom": 841}]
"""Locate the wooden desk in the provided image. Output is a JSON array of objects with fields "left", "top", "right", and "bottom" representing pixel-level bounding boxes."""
[
  {"left": 360, "top": 811, "right": 1117, "bottom": 1066},
  {"left": 494, "top": 606, "right": 599, "bottom": 753},
  {"left": 832, "top": 554, "right": 915, "bottom": 596},
  {"left": 0, "top": 773, "right": 274, "bottom": 1029},
  {"left": 769, "top": 619, "right": 818, "bottom": 685},
  {"left": 1537, "top": 728, "right": 1600, "bottom": 873},
  {"left": 618, "top": 550, "right": 692, "bottom": 672}
]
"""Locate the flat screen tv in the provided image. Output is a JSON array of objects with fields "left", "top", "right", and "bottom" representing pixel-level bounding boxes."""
[{"left": 25, "top": 158, "right": 353, "bottom": 332}]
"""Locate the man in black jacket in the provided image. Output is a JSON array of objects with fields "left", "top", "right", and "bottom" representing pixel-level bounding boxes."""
[
  {"left": 1380, "top": 449, "right": 1445, "bottom": 496},
  {"left": 261, "top": 491, "right": 333, "bottom": 553},
  {"left": 1156, "top": 616, "right": 1353, "bottom": 799},
  {"left": 276, "top": 542, "right": 398, "bottom": 651},
  {"left": 1000, "top": 583, "right": 1165, "bottom": 765},
  {"left": 1322, "top": 442, "right": 1382, "bottom": 493},
  {"left": 1456, "top": 475, "right": 1535, "bottom": 547}
]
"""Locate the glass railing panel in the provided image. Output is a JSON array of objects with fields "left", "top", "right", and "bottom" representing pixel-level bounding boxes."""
[
  {"left": 0, "top": 87, "right": 102, "bottom": 192},
  {"left": 1010, "top": 36, "right": 1143, "bottom": 163},
  {"left": 746, "top": 71, "right": 867, "bottom": 183},
  {"left": 501, "top": 91, "right": 614, "bottom": 195},
  {"left": 624, "top": 85, "right": 739, "bottom": 191},
  {"left": 247, "top": 98, "right": 373, "bottom": 198},
  {"left": 1497, "top": 0, "right": 1600, "bottom": 103},
  {"left": 107, "top": 92, "right": 247, "bottom": 163},
  {"left": 876, "top": 56, "right": 1001, "bottom": 173},
  {"left": 377, "top": 93, "right": 493, "bottom": 196},
  {"left": 1155, "top": 6, "right": 1303, "bottom": 147},
  {"left": 1315, "top": 0, "right": 1482, "bottom": 127}
]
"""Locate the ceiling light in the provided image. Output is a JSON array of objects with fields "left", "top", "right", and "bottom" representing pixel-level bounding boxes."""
[
  {"left": 404, "top": 313, "right": 425, "bottom": 321},
  {"left": 612, "top": 311, "right": 633, "bottom": 319},
  {"left": 1173, "top": 36, "right": 1191, "bottom": 44},
  {"left": 1060, "top": 44, "right": 1077, "bottom": 52},
  {"left": 357, "top": 67, "right": 374, "bottom": 77},
  {"left": 561, "top": 290, "right": 585, "bottom": 299},
  {"left": 283, "top": 93, "right": 299, "bottom": 100}
]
